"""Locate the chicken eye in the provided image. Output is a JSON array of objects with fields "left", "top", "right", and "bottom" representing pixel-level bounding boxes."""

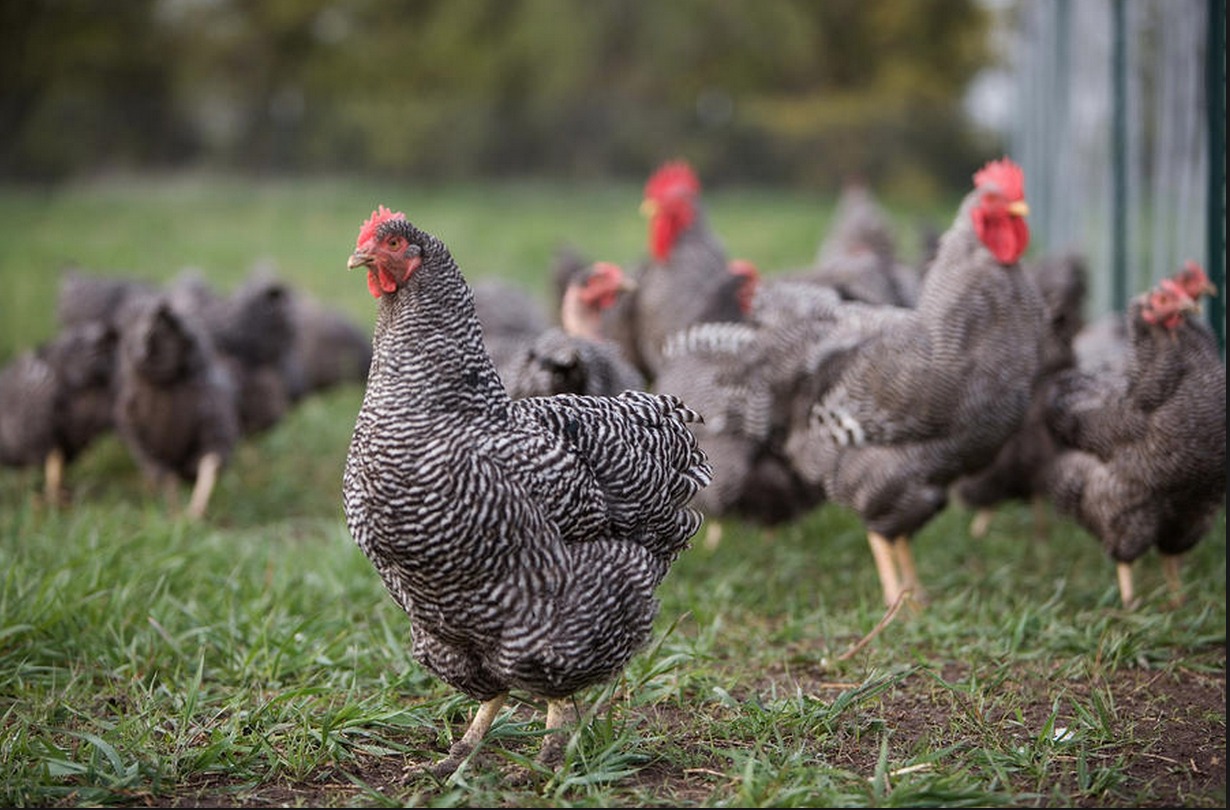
[{"left": 387, "top": 236, "right": 404, "bottom": 250}]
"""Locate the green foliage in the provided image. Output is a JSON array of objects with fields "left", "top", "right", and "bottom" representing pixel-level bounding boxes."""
[{"left": 1, "top": 0, "right": 997, "bottom": 190}]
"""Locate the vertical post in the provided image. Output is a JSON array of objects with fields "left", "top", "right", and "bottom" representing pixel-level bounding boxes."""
[
  {"left": 1111, "top": 0, "right": 1128, "bottom": 313},
  {"left": 1207, "top": 0, "right": 1226, "bottom": 357}
]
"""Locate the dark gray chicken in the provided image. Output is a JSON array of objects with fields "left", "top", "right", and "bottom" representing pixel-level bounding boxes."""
[
  {"left": 607, "top": 160, "right": 746, "bottom": 382},
  {"left": 802, "top": 178, "right": 922, "bottom": 308},
  {"left": 56, "top": 267, "right": 156, "bottom": 329},
  {"left": 283, "top": 288, "right": 372, "bottom": 400},
  {"left": 472, "top": 277, "right": 552, "bottom": 385},
  {"left": 112, "top": 292, "right": 240, "bottom": 520},
  {"left": 0, "top": 320, "right": 118, "bottom": 504},
  {"left": 654, "top": 276, "right": 842, "bottom": 537},
  {"left": 1044, "top": 266, "right": 1225, "bottom": 608},
  {"left": 502, "top": 261, "right": 644, "bottom": 399},
  {"left": 342, "top": 206, "right": 711, "bottom": 779},
  {"left": 183, "top": 269, "right": 298, "bottom": 436},
  {"left": 954, "top": 252, "right": 1089, "bottom": 538},
  {"left": 783, "top": 157, "right": 1046, "bottom": 609}
]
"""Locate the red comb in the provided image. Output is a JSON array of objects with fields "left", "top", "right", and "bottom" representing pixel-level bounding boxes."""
[
  {"left": 356, "top": 205, "right": 406, "bottom": 248},
  {"left": 973, "top": 157, "right": 1025, "bottom": 201},
  {"left": 645, "top": 160, "right": 701, "bottom": 201}
]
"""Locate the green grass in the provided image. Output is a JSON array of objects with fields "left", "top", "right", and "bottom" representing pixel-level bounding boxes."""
[{"left": 0, "top": 176, "right": 1224, "bottom": 808}]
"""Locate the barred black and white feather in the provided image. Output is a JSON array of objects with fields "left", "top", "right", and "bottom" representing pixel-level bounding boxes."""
[{"left": 342, "top": 215, "right": 711, "bottom": 705}]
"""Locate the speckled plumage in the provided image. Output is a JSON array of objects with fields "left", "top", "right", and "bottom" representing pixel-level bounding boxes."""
[
  {"left": 342, "top": 216, "right": 711, "bottom": 709},
  {"left": 782, "top": 162, "right": 1046, "bottom": 605},
  {"left": 1044, "top": 286, "right": 1226, "bottom": 583},
  {"left": 954, "top": 252, "right": 1088, "bottom": 519},
  {"left": 0, "top": 321, "right": 117, "bottom": 500},
  {"left": 112, "top": 292, "right": 239, "bottom": 497}
]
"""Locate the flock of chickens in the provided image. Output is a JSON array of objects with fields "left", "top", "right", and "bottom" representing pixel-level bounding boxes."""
[
  {"left": 2, "top": 156, "right": 1225, "bottom": 779},
  {"left": 339, "top": 157, "right": 1224, "bottom": 778},
  {"left": 0, "top": 263, "right": 372, "bottom": 518}
]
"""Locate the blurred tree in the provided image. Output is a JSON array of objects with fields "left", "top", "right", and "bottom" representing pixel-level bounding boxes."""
[
  {"left": 1, "top": 0, "right": 996, "bottom": 193},
  {"left": 0, "top": 0, "right": 195, "bottom": 179}
]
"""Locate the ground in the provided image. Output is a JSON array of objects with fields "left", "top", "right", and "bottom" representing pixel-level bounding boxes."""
[{"left": 152, "top": 654, "right": 1226, "bottom": 808}]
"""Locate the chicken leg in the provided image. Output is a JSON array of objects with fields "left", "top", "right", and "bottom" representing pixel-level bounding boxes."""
[
  {"left": 1116, "top": 561, "right": 1139, "bottom": 610},
  {"left": 404, "top": 693, "right": 507, "bottom": 782},
  {"left": 186, "top": 451, "right": 221, "bottom": 520},
  {"left": 537, "top": 698, "right": 579, "bottom": 769},
  {"left": 1161, "top": 554, "right": 1184, "bottom": 606},
  {"left": 868, "top": 532, "right": 903, "bottom": 608},
  {"left": 43, "top": 448, "right": 66, "bottom": 507}
]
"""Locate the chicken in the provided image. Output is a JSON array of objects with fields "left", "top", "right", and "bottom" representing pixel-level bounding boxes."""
[
  {"left": 1044, "top": 266, "right": 1225, "bottom": 608},
  {"left": 803, "top": 178, "right": 921, "bottom": 308},
  {"left": 501, "top": 261, "right": 645, "bottom": 399},
  {"left": 0, "top": 320, "right": 118, "bottom": 504},
  {"left": 954, "top": 252, "right": 1089, "bottom": 538},
  {"left": 608, "top": 160, "right": 745, "bottom": 381},
  {"left": 472, "top": 277, "right": 552, "bottom": 385},
  {"left": 282, "top": 287, "right": 373, "bottom": 401},
  {"left": 56, "top": 267, "right": 156, "bottom": 330},
  {"left": 654, "top": 270, "right": 836, "bottom": 538},
  {"left": 783, "top": 157, "right": 1046, "bottom": 609},
  {"left": 187, "top": 269, "right": 299, "bottom": 436},
  {"left": 112, "top": 292, "right": 240, "bottom": 519},
  {"left": 341, "top": 206, "right": 712, "bottom": 779}
]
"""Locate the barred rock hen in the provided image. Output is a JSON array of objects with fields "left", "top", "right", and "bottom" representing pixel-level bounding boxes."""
[
  {"left": 783, "top": 157, "right": 1045, "bottom": 609},
  {"left": 502, "top": 261, "right": 645, "bottom": 399},
  {"left": 112, "top": 292, "right": 239, "bottom": 520},
  {"left": 804, "top": 178, "right": 921, "bottom": 308},
  {"left": 342, "top": 206, "right": 711, "bottom": 779},
  {"left": 954, "top": 252, "right": 1089, "bottom": 539},
  {"left": 609, "top": 160, "right": 745, "bottom": 381},
  {"left": 1044, "top": 267, "right": 1225, "bottom": 608},
  {"left": 0, "top": 320, "right": 118, "bottom": 504}
]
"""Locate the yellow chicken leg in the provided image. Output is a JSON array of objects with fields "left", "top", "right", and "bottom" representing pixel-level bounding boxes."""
[
  {"left": 43, "top": 448, "right": 66, "bottom": 507},
  {"left": 893, "top": 538, "right": 927, "bottom": 607},
  {"left": 1161, "top": 554, "right": 1184, "bottom": 606},
  {"left": 1116, "top": 561, "right": 1139, "bottom": 610},
  {"left": 405, "top": 693, "right": 507, "bottom": 782},
  {"left": 868, "top": 532, "right": 902, "bottom": 608},
  {"left": 186, "top": 451, "right": 221, "bottom": 520},
  {"left": 537, "top": 698, "right": 577, "bottom": 770}
]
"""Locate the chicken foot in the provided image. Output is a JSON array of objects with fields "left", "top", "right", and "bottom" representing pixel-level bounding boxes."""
[{"left": 404, "top": 693, "right": 507, "bottom": 782}]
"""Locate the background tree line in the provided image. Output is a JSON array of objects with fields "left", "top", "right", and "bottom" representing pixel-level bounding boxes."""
[{"left": 0, "top": 0, "right": 1000, "bottom": 195}]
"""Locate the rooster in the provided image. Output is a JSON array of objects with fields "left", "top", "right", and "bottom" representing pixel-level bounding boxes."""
[
  {"left": 342, "top": 206, "right": 711, "bottom": 779},
  {"left": 1044, "top": 267, "right": 1226, "bottom": 608},
  {"left": 783, "top": 157, "right": 1045, "bottom": 609},
  {"left": 609, "top": 160, "right": 745, "bottom": 382}
]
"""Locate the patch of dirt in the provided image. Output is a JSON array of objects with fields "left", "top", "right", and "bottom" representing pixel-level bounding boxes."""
[{"left": 149, "top": 656, "right": 1225, "bottom": 808}]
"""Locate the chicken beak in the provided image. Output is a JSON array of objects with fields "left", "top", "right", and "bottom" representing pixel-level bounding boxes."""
[
  {"left": 1007, "top": 200, "right": 1030, "bottom": 218},
  {"left": 348, "top": 251, "right": 374, "bottom": 270},
  {"left": 639, "top": 199, "right": 659, "bottom": 218},
  {"left": 619, "top": 276, "right": 639, "bottom": 293}
]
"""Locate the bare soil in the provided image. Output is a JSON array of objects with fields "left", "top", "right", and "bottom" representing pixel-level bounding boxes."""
[{"left": 151, "top": 652, "right": 1226, "bottom": 808}]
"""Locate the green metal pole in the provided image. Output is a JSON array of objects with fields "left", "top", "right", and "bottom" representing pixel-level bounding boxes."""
[
  {"left": 1207, "top": 0, "right": 1226, "bottom": 357},
  {"left": 1111, "top": 0, "right": 1128, "bottom": 313}
]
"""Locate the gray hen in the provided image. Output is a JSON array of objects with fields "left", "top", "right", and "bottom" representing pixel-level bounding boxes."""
[
  {"left": 1044, "top": 266, "right": 1225, "bottom": 608},
  {"left": 502, "top": 261, "right": 644, "bottom": 399},
  {"left": 112, "top": 292, "right": 240, "bottom": 519},
  {"left": 342, "top": 206, "right": 711, "bottom": 779},
  {"left": 953, "top": 251, "right": 1089, "bottom": 538},
  {"left": 0, "top": 320, "right": 118, "bottom": 503},
  {"left": 783, "top": 157, "right": 1046, "bottom": 609}
]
